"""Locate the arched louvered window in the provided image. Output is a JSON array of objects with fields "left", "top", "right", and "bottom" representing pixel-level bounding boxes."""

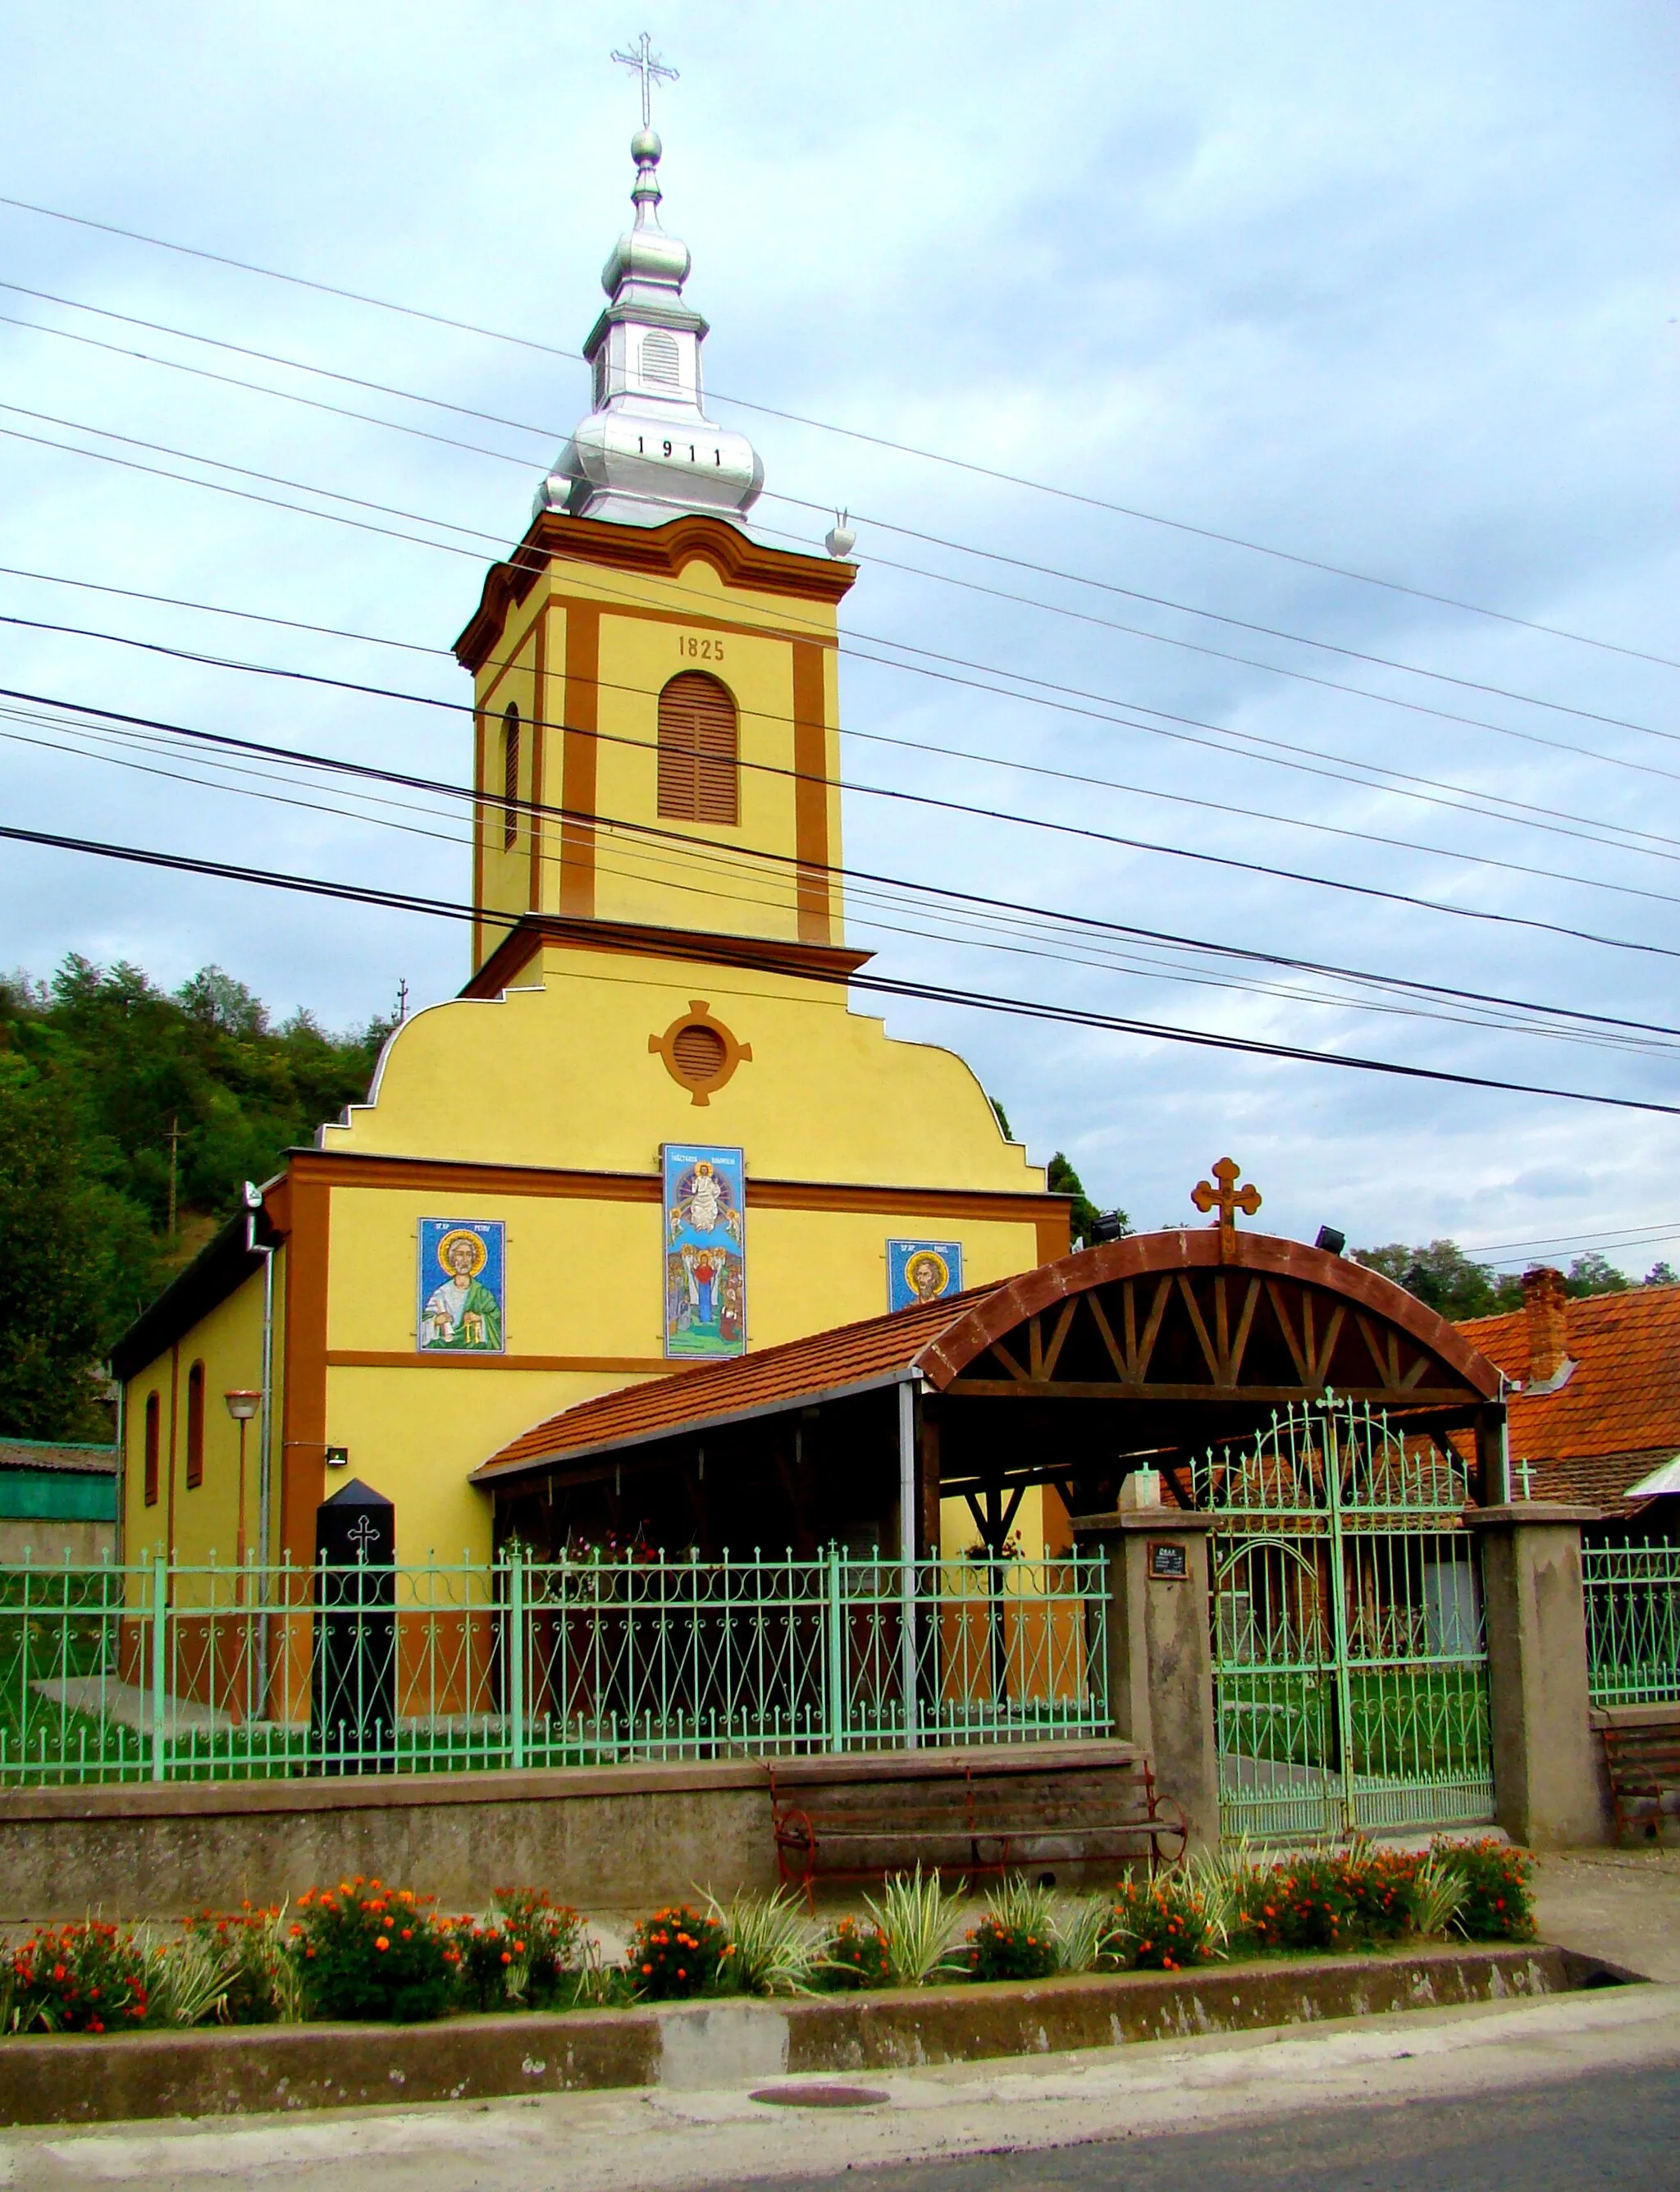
[
  {"left": 185, "top": 1361, "right": 205, "bottom": 1490},
  {"left": 640, "top": 330, "right": 680, "bottom": 388},
  {"left": 657, "top": 673, "right": 738, "bottom": 825},
  {"left": 144, "top": 1391, "right": 161, "bottom": 1507},
  {"left": 502, "top": 703, "right": 520, "bottom": 849}
]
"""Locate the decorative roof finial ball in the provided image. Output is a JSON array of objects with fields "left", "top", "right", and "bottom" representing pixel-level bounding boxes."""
[
  {"left": 631, "top": 126, "right": 662, "bottom": 166},
  {"left": 825, "top": 512, "right": 857, "bottom": 559}
]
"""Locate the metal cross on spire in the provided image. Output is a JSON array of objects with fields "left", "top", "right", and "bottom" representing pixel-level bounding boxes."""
[{"left": 610, "top": 31, "right": 678, "bottom": 129}]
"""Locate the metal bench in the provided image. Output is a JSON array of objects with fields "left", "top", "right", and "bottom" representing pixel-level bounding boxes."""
[
  {"left": 1600, "top": 1715, "right": 1680, "bottom": 1844},
  {"left": 768, "top": 1742, "right": 1187, "bottom": 1906}
]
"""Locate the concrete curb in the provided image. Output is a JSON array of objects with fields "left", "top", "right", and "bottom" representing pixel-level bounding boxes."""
[{"left": 0, "top": 1943, "right": 1574, "bottom": 2126}]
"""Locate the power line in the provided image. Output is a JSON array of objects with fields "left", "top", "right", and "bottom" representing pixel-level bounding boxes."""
[
  {"left": 6, "top": 406, "right": 1677, "bottom": 871},
  {"left": 8, "top": 591, "right": 1680, "bottom": 961},
  {"left": 10, "top": 676, "right": 1680, "bottom": 1053},
  {"left": 5, "top": 283, "right": 1674, "bottom": 760},
  {"left": 4, "top": 817, "right": 1678, "bottom": 1117},
  {"left": 2, "top": 191, "right": 1672, "bottom": 673}
]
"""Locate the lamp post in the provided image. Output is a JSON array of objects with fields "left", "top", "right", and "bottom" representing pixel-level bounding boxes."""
[{"left": 224, "top": 1391, "right": 261, "bottom": 1581}]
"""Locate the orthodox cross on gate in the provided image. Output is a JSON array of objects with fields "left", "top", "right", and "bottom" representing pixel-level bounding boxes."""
[
  {"left": 347, "top": 1514, "right": 382, "bottom": 1559},
  {"left": 1191, "top": 1156, "right": 1261, "bottom": 1261},
  {"left": 611, "top": 31, "right": 678, "bottom": 129}
]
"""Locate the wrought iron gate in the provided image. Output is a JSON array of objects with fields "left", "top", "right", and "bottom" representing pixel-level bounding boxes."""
[{"left": 1196, "top": 1396, "right": 1495, "bottom": 1842}]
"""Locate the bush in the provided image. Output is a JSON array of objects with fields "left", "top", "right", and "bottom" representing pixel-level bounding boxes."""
[
  {"left": 959, "top": 1912, "right": 1059, "bottom": 1984},
  {"left": 626, "top": 1904, "right": 729, "bottom": 2000},
  {"left": 452, "top": 1890, "right": 584, "bottom": 2012},
  {"left": 819, "top": 1916, "right": 892, "bottom": 1989},
  {"left": 1437, "top": 1838, "right": 1535, "bottom": 1940},
  {"left": 181, "top": 1904, "right": 304, "bottom": 2024},
  {"left": 6, "top": 1920, "right": 150, "bottom": 2034},
  {"left": 705, "top": 1888, "right": 820, "bottom": 1997},
  {"left": 291, "top": 1879, "right": 454, "bottom": 2024},
  {"left": 1111, "top": 1875, "right": 1215, "bottom": 1971}
]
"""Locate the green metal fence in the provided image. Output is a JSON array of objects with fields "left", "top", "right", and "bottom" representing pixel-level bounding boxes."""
[
  {"left": 1584, "top": 1537, "right": 1680, "bottom": 1706},
  {"left": 0, "top": 1546, "right": 1107, "bottom": 1785},
  {"left": 1195, "top": 1396, "right": 1495, "bottom": 1843}
]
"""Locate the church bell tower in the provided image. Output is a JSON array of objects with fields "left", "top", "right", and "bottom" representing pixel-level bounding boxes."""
[{"left": 454, "top": 121, "right": 857, "bottom": 977}]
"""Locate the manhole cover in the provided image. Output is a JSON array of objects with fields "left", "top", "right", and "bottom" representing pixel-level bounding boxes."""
[{"left": 750, "top": 2082, "right": 890, "bottom": 2108}]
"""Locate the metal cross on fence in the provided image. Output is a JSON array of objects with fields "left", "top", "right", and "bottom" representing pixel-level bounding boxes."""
[
  {"left": 1191, "top": 1156, "right": 1262, "bottom": 1260},
  {"left": 347, "top": 1514, "right": 382, "bottom": 1558},
  {"left": 611, "top": 31, "right": 678, "bottom": 129}
]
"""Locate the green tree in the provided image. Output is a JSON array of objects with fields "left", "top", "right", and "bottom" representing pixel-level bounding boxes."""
[
  {"left": 1644, "top": 1261, "right": 1678, "bottom": 1288},
  {"left": 1354, "top": 1239, "right": 1522, "bottom": 1319},
  {"left": 0, "top": 1058, "right": 155, "bottom": 1438},
  {"left": 1564, "top": 1252, "right": 1630, "bottom": 1299},
  {"left": 1047, "top": 1152, "right": 1128, "bottom": 1250}
]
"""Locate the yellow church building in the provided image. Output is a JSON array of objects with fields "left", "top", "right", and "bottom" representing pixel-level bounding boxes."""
[{"left": 111, "top": 123, "right": 1069, "bottom": 1582}]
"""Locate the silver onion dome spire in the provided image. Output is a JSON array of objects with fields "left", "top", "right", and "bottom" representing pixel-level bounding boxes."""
[{"left": 536, "top": 130, "right": 764, "bottom": 529}]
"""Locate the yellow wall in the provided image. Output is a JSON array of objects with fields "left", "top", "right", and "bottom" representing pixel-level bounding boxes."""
[{"left": 121, "top": 1263, "right": 274, "bottom": 1566}]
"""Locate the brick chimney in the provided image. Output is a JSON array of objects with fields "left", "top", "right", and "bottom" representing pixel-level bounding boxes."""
[{"left": 1522, "top": 1265, "right": 1569, "bottom": 1384}]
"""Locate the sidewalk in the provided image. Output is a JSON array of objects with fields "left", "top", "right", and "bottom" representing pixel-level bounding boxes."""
[{"left": 1532, "top": 1846, "right": 1680, "bottom": 1980}]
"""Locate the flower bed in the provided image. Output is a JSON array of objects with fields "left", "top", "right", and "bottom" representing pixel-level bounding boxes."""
[{"left": 0, "top": 1838, "right": 1533, "bottom": 2034}]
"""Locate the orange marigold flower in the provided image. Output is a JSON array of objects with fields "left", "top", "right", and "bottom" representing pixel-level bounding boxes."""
[{"left": 376, "top": 1937, "right": 390, "bottom": 1952}]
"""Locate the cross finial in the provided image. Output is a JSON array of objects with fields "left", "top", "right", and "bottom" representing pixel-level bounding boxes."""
[
  {"left": 1190, "top": 1157, "right": 1262, "bottom": 1261},
  {"left": 611, "top": 30, "right": 678, "bottom": 129}
]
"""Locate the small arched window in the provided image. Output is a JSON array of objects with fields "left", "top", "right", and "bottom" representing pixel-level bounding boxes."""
[
  {"left": 185, "top": 1361, "right": 205, "bottom": 1490},
  {"left": 143, "top": 1392, "right": 161, "bottom": 1508},
  {"left": 502, "top": 703, "right": 520, "bottom": 849},
  {"left": 658, "top": 673, "right": 738, "bottom": 825}
]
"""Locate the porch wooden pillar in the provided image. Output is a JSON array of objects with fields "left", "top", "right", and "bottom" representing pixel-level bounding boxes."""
[{"left": 1072, "top": 1480, "right": 1221, "bottom": 1852}]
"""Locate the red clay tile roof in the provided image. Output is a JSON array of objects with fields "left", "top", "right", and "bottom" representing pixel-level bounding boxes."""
[
  {"left": 472, "top": 1283, "right": 1002, "bottom": 1484},
  {"left": 1456, "top": 1284, "right": 1680, "bottom": 1510}
]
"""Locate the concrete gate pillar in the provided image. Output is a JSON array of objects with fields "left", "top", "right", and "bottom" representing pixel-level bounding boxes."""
[
  {"left": 1073, "top": 1476, "right": 1221, "bottom": 1852},
  {"left": 1467, "top": 1503, "right": 1605, "bottom": 1847}
]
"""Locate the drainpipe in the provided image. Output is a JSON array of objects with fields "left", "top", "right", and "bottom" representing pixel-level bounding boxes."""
[
  {"left": 897, "top": 1376, "right": 920, "bottom": 1751},
  {"left": 244, "top": 1182, "right": 276, "bottom": 1713}
]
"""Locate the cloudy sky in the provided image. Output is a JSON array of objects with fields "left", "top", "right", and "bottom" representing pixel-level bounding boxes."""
[{"left": 1, "top": 2, "right": 1675, "bottom": 1273}]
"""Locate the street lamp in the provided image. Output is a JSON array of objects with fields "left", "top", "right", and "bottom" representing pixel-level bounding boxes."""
[{"left": 224, "top": 1390, "right": 261, "bottom": 1578}]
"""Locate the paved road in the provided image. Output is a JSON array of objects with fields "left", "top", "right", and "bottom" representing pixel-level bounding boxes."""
[{"left": 791, "top": 2061, "right": 1680, "bottom": 2191}]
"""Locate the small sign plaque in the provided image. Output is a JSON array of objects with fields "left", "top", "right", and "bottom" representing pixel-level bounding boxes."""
[{"left": 1147, "top": 1538, "right": 1189, "bottom": 1582}]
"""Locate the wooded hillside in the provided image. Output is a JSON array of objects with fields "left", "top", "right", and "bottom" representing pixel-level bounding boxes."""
[{"left": 0, "top": 958, "right": 393, "bottom": 1441}]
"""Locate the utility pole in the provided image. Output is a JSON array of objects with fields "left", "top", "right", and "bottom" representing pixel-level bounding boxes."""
[
  {"left": 166, "top": 1117, "right": 181, "bottom": 1241},
  {"left": 395, "top": 979, "right": 409, "bottom": 1024}
]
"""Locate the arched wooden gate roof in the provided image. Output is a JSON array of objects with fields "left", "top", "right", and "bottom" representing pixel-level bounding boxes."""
[{"left": 915, "top": 1229, "right": 1500, "bottom": 1409}]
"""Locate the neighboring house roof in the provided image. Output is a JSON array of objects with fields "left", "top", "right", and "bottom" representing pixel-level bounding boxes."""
[
  {"left": 0, "top": 1438, "right": 118, "bottom": 1523},
  {"left": 1457, "top": 1281, "right": 1680, "bottom": 1514},
  {"left": 0, "top": 1438, "right": 116, "bottom": 1474}
]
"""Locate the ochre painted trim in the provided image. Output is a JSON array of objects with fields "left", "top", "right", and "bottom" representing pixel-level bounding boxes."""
[
  {"left": 1036, "top": 1211, "right": 1072, "bottom": 1264},
  {"left": 471, "top": 701, "right": 486, "bottom": 971},
  {"left": 527, "top": 604, "right": 549, "bottom": 911},
  {"left": 791, "top": 641, "right": 830, "bottom": 945},
  {"left": 165, "top": 1344, "right": 180, "bottom": 1557},
  {"left": 326, "top": 1351, "right": 672, "bottom": 1374},
  {"left": 460, "top": 911, "right": 872, "bottom": 1001},
  {"left": 559, "top": 604, "right": 600, "bottom": 918},
  {"left": 292, "top": 1148, "right": 1062, "bottom": 1227},
  {"left": 279, "top": 1175, "right": 331, "bottom": 1564},
  {"left": 454, "top": 512, "right": 856, "bottom": 673},
  {"left": 553, "top": 593, "right": 840, "bottom": 652}
]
